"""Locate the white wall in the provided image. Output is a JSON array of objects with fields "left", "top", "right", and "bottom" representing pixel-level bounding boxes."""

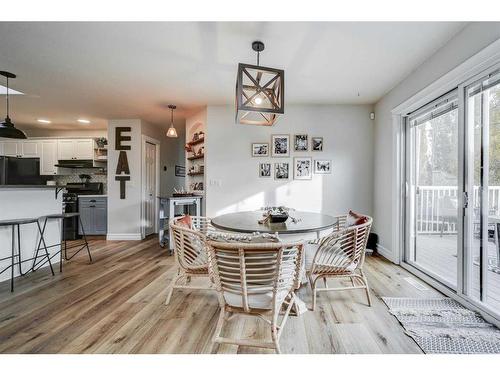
[
  {"left": 205, "top": 104, "right": 374, "bottom": 218},
  {"left": 373, "top": 22, "right": 500, "bottom": 262},
  {"left": 107, "top": 119, "right": 142, "bottom": 239}
]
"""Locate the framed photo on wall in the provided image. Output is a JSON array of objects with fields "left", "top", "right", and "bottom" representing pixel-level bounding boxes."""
[
  {"left": 294, "top": 134, "right": 308, "bottom": 151},
  {"left": 314, "top": 160, "right": 332, "bottom": 174},
  {"left": 311, "top": 136, "right": 323, "bottom": 151},
  {"left": 274, "top": 162, "right": 289, "bottom": 180},
  {"left": 294, "top": 157, "right": 312, "bottom": 180},
  {"left": 259, "top": 163, "right": 272, "bottom": 178},
  {"left": 175, "top": 165, "right": 186, "bottom": 177},
  {"left": 271, "top": 134, "right": 290, "bottom": 157},
  {"left": 251, "top": 143, "right": 269, "bottom": 157}
]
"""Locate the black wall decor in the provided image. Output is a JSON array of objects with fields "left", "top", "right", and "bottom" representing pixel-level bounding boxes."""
[{"left": 115, "top": 127, "right": 131, "bottom": 199}]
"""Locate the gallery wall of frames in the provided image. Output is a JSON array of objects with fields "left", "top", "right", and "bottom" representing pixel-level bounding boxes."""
[{"left": 252, "top": 134, "right": 332, "bottom": 180}]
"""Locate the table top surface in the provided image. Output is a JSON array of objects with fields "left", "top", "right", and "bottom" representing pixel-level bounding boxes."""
[{"left": 211, "top": 210, "right": 338, "bottom": 234}]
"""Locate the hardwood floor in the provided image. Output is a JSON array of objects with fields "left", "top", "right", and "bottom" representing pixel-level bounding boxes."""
[{"left": 0, "top": 237, "right": 441, "bottom": 354}]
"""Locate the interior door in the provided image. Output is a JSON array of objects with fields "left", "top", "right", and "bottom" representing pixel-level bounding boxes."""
[
  {"left": 405, "top": 91, "right": 460, "bottom": 289},
  {"left": 144, "top": 141, "right": 157, "bottom": 236},
  {"left": 464, "top": 68, "right": 500, "bottom": 315}
]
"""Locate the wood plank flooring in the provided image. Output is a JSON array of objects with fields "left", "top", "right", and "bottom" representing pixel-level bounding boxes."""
[{"left": 0, "top": 237, "right": 441, "bottom": 354}]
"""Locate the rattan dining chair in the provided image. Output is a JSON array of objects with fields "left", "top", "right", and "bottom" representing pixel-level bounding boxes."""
[
  {"left": 306, "top": 214, "right": 373, "bottom": 310},
  {"left": 207, "top": 240, "right": 303, "bottom": 354},
  {"left": 165, "top": 216, "right": 214, "bottom": 305}
]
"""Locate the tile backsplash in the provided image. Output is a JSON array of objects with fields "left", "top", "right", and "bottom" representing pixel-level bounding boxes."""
[{"left": 51, "top": 168, "right": 107, "bottom": 193}]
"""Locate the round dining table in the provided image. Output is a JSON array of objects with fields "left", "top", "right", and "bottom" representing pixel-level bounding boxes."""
[
  {"left": 211, "top": 210, "right": 338, "bottom": 240},
  {"left": 211, "top": 210, "right": 338, "bottom": 315}
]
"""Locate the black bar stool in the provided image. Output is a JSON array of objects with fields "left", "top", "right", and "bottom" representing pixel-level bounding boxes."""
[
  {"left": 33, "top": 213, "right": 92, "bottom": 273},
  {"left": 0, "top": 218, "right": 54, "bottom": 292}
]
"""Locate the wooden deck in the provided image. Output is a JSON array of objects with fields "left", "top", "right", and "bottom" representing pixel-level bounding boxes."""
[
  {"left": 0, "top": 236, "right": 443, "bottom": 354},
  {"left": 415, "top": 234, "right": 500, "bottom": 312}
]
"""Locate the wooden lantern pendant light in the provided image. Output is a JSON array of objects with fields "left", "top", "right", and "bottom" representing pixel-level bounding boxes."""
[{"left": 235, "top": 41, "right": 284, "bottom": 126}]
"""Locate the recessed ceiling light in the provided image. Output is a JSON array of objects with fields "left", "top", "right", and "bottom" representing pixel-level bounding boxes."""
[
  {"left": 37, "top": 119, "right": 51, "bottom": 124},
  {"left": 77, "top": 119, "right": 90, "bottom": 124}
]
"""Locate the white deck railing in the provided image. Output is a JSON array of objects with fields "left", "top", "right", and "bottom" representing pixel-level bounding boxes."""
[{"left": 417, "top": 186, "right": 500, "bottom": 234}]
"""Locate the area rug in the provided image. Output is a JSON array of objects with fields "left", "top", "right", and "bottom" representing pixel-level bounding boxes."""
[{"left": 382, "top": 297, "right": 500, "bottom": 354}]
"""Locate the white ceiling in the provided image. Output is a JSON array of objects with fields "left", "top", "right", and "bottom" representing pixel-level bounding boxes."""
[{"left": 0, "top": 22, "right": 466, "bottom": 130}]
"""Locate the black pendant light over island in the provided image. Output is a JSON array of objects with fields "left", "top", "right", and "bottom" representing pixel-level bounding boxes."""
[
  {"left": 0, "top": 71, "right": 26, "bottom": 139},
  {"left": 235, "top": 41, "right": 284, "bottom": 126}
]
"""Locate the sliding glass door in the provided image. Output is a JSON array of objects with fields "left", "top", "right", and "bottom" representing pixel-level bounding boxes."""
[
  {"left": 464, "top": 69, "right": 500, "bottom": 314},
  {"left": 404, "top": 64, "right": 500, "bottom": 320},
  {"left": 405, "top": 91, "right": 459, "bottom": 289}
]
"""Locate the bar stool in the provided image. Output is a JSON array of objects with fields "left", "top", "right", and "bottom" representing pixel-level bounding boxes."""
[
  {"left": 0, "top": 218, "right": 54, "bottom": 292},
  {"left": 33, "top": 213, "right": 92, "bottom": 273}
]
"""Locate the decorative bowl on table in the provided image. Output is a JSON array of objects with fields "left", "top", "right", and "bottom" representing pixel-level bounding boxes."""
[{"left": 269, "top": 212, "right": 289, "bottom": 223}]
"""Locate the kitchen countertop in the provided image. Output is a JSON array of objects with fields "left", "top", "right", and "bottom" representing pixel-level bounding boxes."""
[{"left": 78, "top": 194, "right": 107, "bottom": 198}]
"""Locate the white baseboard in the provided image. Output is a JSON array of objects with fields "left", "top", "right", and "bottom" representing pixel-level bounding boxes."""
[
  {"left": 106, "top": 233, "right": 143, "bottom": 241},
  {"left": 376, "top": 243, "right": 398, "bottom": 264}
]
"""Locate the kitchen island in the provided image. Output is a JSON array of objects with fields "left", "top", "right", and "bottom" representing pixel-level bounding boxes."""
[{"left": 0, "top": 186, "right": 64, "bottom": 284}]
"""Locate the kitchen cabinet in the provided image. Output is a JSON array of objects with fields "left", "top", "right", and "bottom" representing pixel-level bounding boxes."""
[
  {"left": 2, "top": 141, "right": 22, "bottom": 157},
  {"left": 79, "top": 196, "right": 107, "bottom": 235},
  {"left": 57, "top": 139, "right": 93, "bottom": 160},
  {"left": 40, "top": 140, "right": 58, "bottom": 175},
  {"left": 21, "top": 140, "right": 40, "bottom": 157},
  {"left": 0, "top": 140, "right": 40, "bottom": 158}
]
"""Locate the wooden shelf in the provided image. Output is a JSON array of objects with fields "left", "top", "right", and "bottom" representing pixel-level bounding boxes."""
[
  {"left": 187, "top": 154, "right": 204, "bottom": 161},
  {"left": 187, "top": 171, "right": 204, "bottom": 176},
  {"left": 187, "top": 137, "right": 205, "bottom": 146}
]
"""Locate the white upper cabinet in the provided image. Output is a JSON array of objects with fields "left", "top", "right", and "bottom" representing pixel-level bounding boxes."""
[
  {"left": 2, "top": 141, "right": 22, "bottom": 157},
  {"left": 40, "top": 140, "right": 58, "bottom": 175},
  {"left": 75, "top": 139, "right": 94, "bottom": 159},
  {"left": 21, "top": 140, "right": 40, "bottom": 157},
  {"left": 57, "top": 139, "right": 93, "bottom": 160},
  {"left": 57, "top": 139, "right": 74, "bottom": 160}
]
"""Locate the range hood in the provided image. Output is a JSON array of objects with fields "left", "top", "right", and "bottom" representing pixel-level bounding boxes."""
[{"left": 54, "top": 159, "right": 102, "bottom": 169}]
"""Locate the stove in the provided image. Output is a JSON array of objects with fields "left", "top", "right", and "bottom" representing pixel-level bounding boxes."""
[{"left": 63, "top": 183, "right": 103, "bottom": 240}]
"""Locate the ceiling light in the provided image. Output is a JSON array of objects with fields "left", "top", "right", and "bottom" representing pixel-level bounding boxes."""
[
  {"left": 77, "top": 119, "right": 90, "bottom": 124},
  {"left": 0, "top": 71, "right": 27, "bottom": 139},
  {"left": 235, "top": 41, "right": 284, "bottom": 126},
  {"left": 166, "top": 104, "right": 178, "bottom": 138},
  {"left": 37, "top": 119, "right": 51, "bottom": 124}
]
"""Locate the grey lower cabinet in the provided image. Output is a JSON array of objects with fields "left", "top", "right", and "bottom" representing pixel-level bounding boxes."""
[{"left": 79, "top": 196, "right": 107, "bottom": 235}]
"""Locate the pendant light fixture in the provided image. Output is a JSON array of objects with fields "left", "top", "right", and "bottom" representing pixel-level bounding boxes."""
[
  {"left": 0, "top": 71, "right": 26, "bottom": 139},
  {"left": 166, "top": 104, "right": 178, "bottom": 138},
  {"left": 235, "top": 41, "right": 284, "bottom": 126}
]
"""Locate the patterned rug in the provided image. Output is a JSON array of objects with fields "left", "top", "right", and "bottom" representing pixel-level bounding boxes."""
[{"left": 382, "top": 297, "right": 500, "bottom": 354}]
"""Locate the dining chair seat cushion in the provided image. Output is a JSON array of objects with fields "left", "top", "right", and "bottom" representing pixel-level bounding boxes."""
[
  {"left": 177, "top": 215, "right": 192, "bottom": 229},
  {"left": 223, "top": 289, "right": 288, "bottom": 310},
  {"left": 346, "top": 210, "right": 369, "bottom": 227},
  {"left": 304, "top": 242, "right": 356, "bottom": 272},
  {"left": 206, "top": 231, "right": 280, "bottom": 243}
]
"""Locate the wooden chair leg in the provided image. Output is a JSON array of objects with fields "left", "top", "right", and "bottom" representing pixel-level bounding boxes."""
[
  {"left": 271, "top": 326, "right": 281, "bottom": 354},
  {"left": 360, "top": 271, "right": 372, "bottom": 307},
  {"left": 211, "top": 308, "right": 229, "bottom": 352},
  {"left": 165, "top": 272, "right": 181, "bottom": 305},
  {"left": 311, "top": 277, "right": 318, "bottom": 311}
]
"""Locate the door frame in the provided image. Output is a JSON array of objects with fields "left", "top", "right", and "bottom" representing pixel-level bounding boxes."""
[
  {"left": 391, "top": 40, "right": 500, "bottom": 326},
  {"left": 141, "top": 135, "right": 161, "bottom": 239}
]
